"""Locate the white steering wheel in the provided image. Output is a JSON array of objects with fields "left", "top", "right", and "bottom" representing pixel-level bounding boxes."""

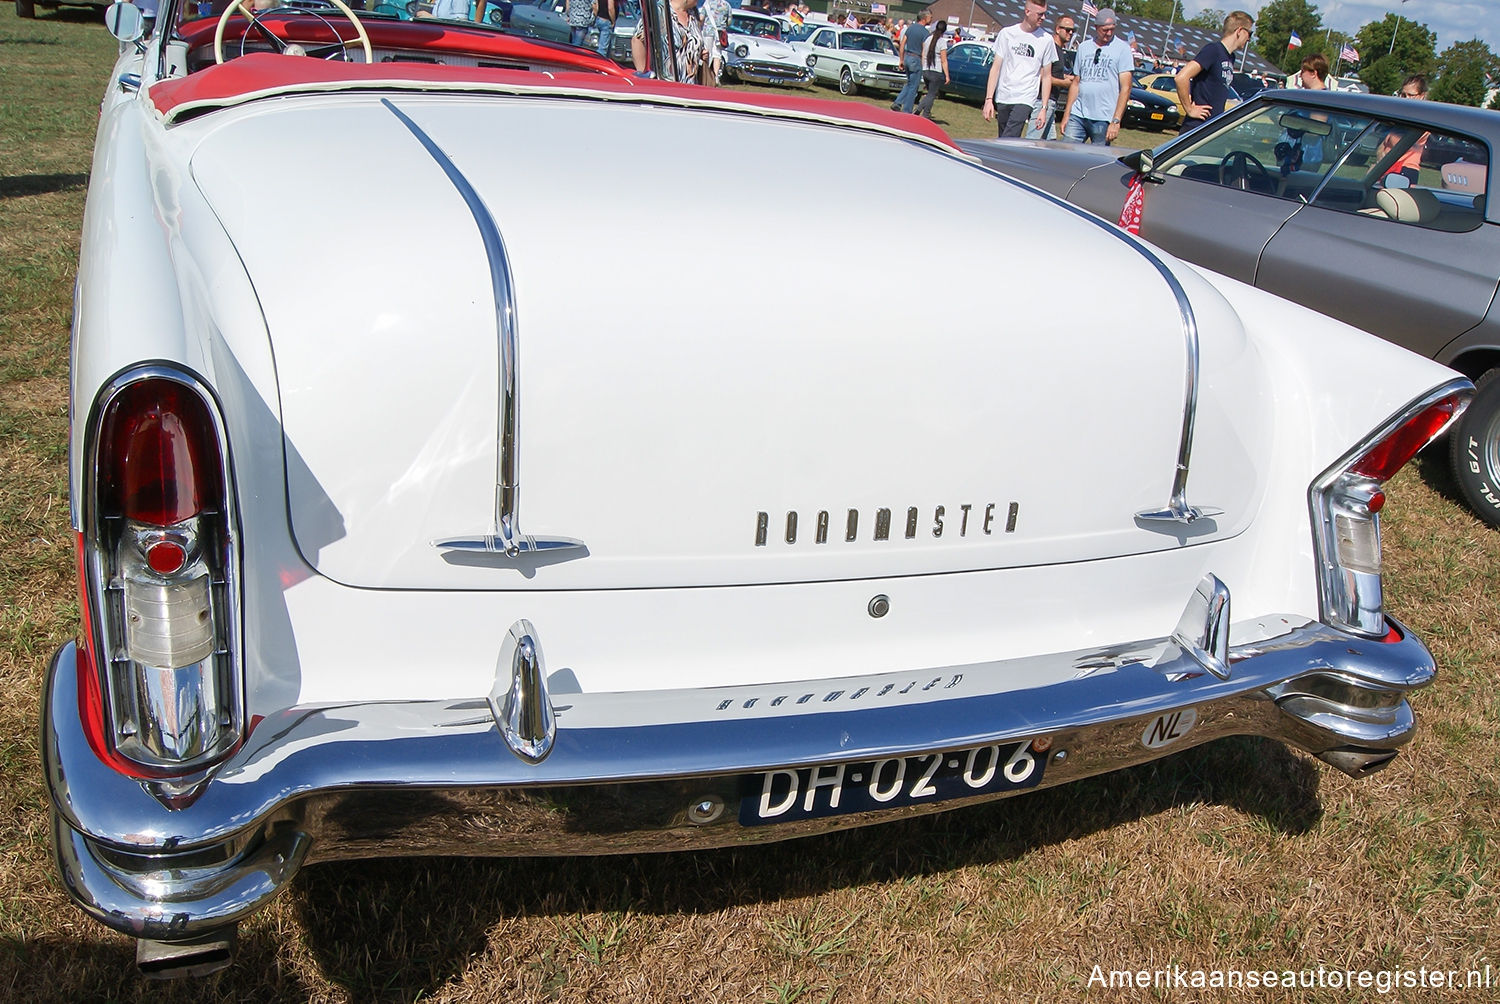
[{"left": 215, "top": 0, "right": 374, "bottom": 65}]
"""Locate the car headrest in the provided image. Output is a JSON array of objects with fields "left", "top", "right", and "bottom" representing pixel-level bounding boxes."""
[{"left": 1375, "top": 186, "right": 1440, "bottom": 224}]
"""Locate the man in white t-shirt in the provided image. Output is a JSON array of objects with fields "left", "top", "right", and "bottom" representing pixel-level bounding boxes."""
[{"left": 982, "top": 0, "right": 1057, "bottom": 139}]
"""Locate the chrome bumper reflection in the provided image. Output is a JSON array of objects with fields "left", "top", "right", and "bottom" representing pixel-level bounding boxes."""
[
  {"left": 730, "top": 62, "right": 815, "bottom": 86},
  {"left": 44, "top": 616, "right": 1435, "bottom": 940}
]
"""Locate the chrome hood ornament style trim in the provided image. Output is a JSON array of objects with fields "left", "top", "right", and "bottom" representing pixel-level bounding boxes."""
[
  {"left": 380, "top": 99, "right": 585, "bottom": 563},
  {"left": 490, "top": 620, "right": 556, "bottom": 763},
  {"left": 1169, "top": 573, "right": 1232, "bottom": 680}
]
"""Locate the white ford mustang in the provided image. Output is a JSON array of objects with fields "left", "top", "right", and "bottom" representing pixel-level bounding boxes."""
[{"left": 48, "top": 0, "right": 1470, "bottom": 979}]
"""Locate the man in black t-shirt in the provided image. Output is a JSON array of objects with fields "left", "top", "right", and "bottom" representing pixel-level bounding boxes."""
[
  {"left": 1174, "top": 10, "right": 1253, "bottom": 129},
  {"left": 1024, "top": 14, "right": 1076, "bottom": 139}
]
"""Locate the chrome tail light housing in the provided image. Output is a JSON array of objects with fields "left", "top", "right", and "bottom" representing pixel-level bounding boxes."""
[
  {"left": 1310, "top": 380, "right": 1470, "bottom": 637},
  {"left": 78, "top": 367, "right": 242, "bottom": 777}
]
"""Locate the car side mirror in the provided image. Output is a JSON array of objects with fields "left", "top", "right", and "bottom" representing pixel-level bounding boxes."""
[
  {"left": 1127, "top": 149, "right": 1164, "bottom": 184},
  {"left": 104, "top": 1, "right": 144, "bottom": 43}
]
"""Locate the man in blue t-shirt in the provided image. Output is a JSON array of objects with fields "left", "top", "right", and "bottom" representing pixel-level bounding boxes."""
[
  {"left": 893, "top": 9, "right": 932, "bottom": 114},
  {"left": 1057, "top": 8, "right": 1133, "bottom": 144},
  {"left": 1174, "top": 10, "right": 1253, "bottom": 129}
]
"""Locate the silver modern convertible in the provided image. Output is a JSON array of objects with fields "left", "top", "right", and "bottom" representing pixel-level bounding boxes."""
[
  {"left": 962, "top": 89, "right": 1500, "bottom": 527},
  {"left": 48, "top": 0, "right": 1471, "bottom": 978}
]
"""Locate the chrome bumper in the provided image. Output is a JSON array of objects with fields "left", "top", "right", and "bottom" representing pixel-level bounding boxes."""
[
  {"left": 45, "top": 613, "right": 1435, "bottom": 942},
  {"left": 730, "top": 62, "right": 815, "bottom": 86}
]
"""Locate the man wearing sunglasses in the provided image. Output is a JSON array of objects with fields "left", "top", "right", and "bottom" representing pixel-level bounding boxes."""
[
  {"left": 1024, "top": 14, "right": 1077, "bottom": 139},
  {"left": 1057, "top": 8, "right": 1133, "bottom": 145},
  {"left": 1176, "top": 10, "right": 1253, "bottom": 128}
]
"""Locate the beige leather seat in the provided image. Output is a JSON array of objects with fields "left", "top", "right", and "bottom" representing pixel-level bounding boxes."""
[{"left": 1375, "top": 186, "right": 1440, "bottom": 224}]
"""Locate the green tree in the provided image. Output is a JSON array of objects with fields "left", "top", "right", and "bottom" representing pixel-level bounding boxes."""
[
  {"left": 1430, "top": 38, "right": 1499, "bottom": 106},
  {"left": 1352, "top": 13, "right": 1436, "bottom": 95},
  {"left": 1188, "top": 9, "right": 1225, "bottom": 32},
  {"left": 1112, "top": 0, "right": 1184, "bottom": 20},
  {"left": 1252, "top": 0, "right": 1325, "bottom": 73}
]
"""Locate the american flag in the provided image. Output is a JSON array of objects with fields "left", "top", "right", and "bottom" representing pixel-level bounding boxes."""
[
  {"left": 1340, "top": 44, "right": 1359, "bottom": 63},
  {"left": 1287, "top": 31, "right": 1301, "bottom": 49},
  {"left": 1081, "top": 1, "right": 1098, "bottom": 17}
]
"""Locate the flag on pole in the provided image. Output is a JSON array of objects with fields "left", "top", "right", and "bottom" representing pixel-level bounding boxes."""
[
  {"left": 1340, "top": 44, "right": 1359, "bottom": 63},
  {"left": 1287, "top": 31, "right": 1301, "bottom": 49},
  {"left": 1081, "top": 1, "right": 1098, "bottom": 17}
]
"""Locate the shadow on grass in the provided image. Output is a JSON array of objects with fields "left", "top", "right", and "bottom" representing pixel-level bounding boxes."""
[
  {"left": 1411, "top": 436, "right": 1470, "bottom": 514},
  {"left": 0, "top": 924, "right": 320, "bottom": 1003},
  {"left": 1, "top": 173, "right": 89, "bottom": 199},
  {"left": 10, "top": 6, "right": 103, "bottom": 24},
  {"left": 290, "top": 735, "right": 1321, "bottom": 999}
]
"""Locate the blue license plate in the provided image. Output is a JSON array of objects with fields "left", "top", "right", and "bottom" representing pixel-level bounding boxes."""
[{"left": 739, "top": 742, "right": 1045, "bottom": 826}]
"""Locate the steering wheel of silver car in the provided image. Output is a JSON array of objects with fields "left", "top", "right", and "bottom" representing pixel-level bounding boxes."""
[
  {"left": 1218, "top": 150, "right": 1270, "bottom": 192},
  {"left": 215, "top": 0, "right": 374, "bottom": 64}
]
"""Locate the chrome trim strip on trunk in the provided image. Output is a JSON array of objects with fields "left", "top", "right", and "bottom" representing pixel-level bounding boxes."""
[
  {"left": 380, "top": 99, "right": 585, "bottom": 562},
  {"left": 953, "top": 151, "right": 1219, "bottom": 527}
]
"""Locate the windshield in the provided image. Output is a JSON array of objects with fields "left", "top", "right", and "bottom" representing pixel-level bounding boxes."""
[
  {"left": 731, "top": 15, "right": 780, "bottom": 39},
  {"left": 840, "top": 31, "right": 894, "bottom": 54},
  {"left": 172, "top": 0, "right": 642, "bottom": 67}
]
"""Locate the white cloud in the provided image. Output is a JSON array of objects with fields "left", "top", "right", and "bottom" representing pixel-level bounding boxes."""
[{"left": 1180, "top": 1, "right": 1498, "bottom": 55}]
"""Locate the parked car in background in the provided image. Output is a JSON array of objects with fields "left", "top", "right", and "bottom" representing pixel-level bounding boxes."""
[
  {"left": 962, "top": 88, "right": 1500, "bottom": 524},
  {"left": 508, "top": 0, "right": 636, "bottom": 63},
  {"left": 795, "top": 23, "right": 903, "bottom": 96},
  {"left": 49, "top": 0, "right": 1471, "bottom": 980},
  {"left": 943, "top": 40, "right": 994, "bottom": 104},
  {"left": 1123, "top": 81, "right": 1181, "bottom": 131},
  {"left": 1134, "top": 69, "right": 1185, "bottom": 115},
  {"left": 723, "top": 9, "right": 814, "bottom": 86}
]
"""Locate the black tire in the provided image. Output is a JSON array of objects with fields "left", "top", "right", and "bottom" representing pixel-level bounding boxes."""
[
  {"left": 1449, "top": 368, "right": 1500, "bottom": 527},
  {"left": 838, "top": 68, "right": 856, "bottom": 96},
  {"left": 16, "top": 0, "right": 37, "bottom": 18}
]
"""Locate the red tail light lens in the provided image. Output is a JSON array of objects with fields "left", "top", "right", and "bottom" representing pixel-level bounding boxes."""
[
  {"left": 1311, "top": 382, "right": 1471, "bottom": 638},
  {"left": 97, "top": 380, "right": 222, "bottom": 527},
  {"left": 1349, "top": 393, "right": 1465, "bottom": 482},
  {"left": 82, "top": 371, "right": 242, "bottom": 781}
]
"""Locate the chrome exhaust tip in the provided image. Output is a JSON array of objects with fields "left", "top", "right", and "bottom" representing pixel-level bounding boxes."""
[
  {"left": 1317, "top": 747, "right": 1399, "bottom": 779},
  {"left": 136, "top": 925, "right": 237, "bottom": 979}
]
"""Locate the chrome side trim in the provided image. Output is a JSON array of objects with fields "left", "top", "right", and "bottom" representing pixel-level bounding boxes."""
[
  {"left": 490, "top": 620, "right": 556, "bottom": 763},
  {"left": 380, "top": 99, "right": 585, "bottom": 563}
]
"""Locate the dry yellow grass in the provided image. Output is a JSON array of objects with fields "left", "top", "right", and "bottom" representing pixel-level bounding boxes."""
[{"left": 1, "top": 11, "right": 1496, "bottom": 1004}]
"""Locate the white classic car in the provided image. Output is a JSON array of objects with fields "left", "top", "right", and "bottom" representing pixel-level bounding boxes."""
[
  {"left": 49, "top": 0, "right": 1470, "bottom": 979},
  {"left": 722, "top": 9, "right": 815, "bottom": 87},
  {"left": 795, "top": 23, "right": 904, "bottom": 96}
]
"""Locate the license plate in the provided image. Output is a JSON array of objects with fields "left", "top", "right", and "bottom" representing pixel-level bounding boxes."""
[
  {"left": 739, "top": 741, "right": 1044, "bottom": 826},
  {"left": 1151, "top": 112, "right": 1164, "bottom": 120}
]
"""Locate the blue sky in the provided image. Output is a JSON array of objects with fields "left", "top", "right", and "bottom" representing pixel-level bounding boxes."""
[{"left": 1179, "top": 1, "right": 1497, "bottom": 55}]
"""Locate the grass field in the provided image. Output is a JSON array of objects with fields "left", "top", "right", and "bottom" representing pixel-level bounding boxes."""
[{"left": 1, "top": 9, "right": 1498, "bottom": 1003}]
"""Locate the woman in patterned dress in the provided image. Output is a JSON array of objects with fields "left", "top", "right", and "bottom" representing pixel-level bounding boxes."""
[{"left": 632, "top": 0, "right": 717, "bottom": 83}]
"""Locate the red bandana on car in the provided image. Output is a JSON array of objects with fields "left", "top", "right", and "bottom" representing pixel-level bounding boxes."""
[{"left": 1118, "top": 175, "right": 1144, "bottom": 234}]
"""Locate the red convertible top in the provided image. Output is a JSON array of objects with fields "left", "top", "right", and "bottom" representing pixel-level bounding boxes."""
[{"left": 147, "top": 50, "right": 957, "bottom": 150}]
